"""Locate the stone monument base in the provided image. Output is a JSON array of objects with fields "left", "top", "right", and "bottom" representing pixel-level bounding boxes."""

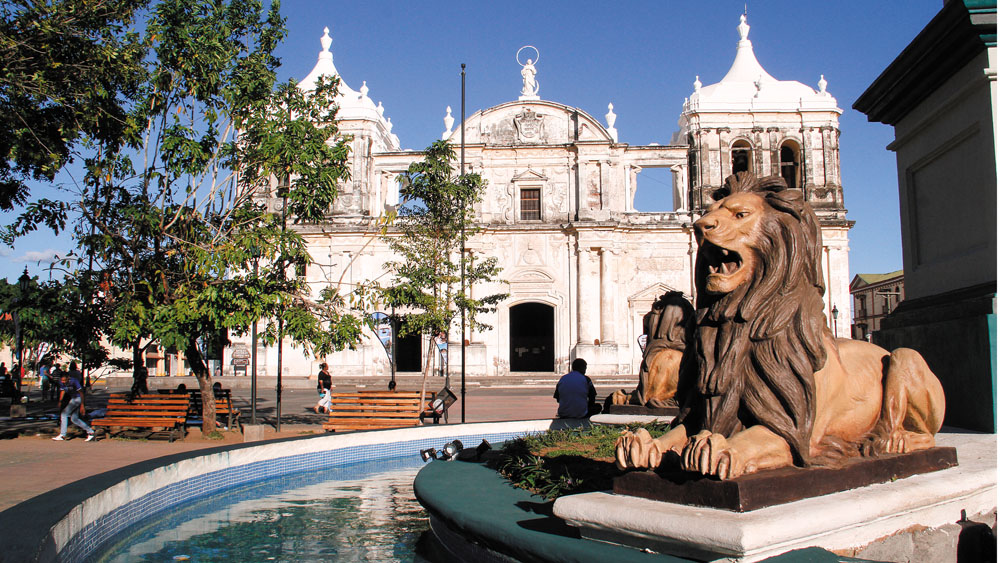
[
  {"left": 605, "top": 404, "right": 679, "bottom": 417},
  {"left": 553, "top": 432, "right": 995, "bottom": 562},
  {"left": 613, "top": 447, "right": 957, "bottom": 512}
]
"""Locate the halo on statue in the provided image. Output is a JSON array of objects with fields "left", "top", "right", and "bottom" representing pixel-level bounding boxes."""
[{"left": 516, "top": 45, "right": 540, "bottom": 67}]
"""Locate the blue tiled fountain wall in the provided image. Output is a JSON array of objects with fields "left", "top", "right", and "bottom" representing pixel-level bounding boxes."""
[{"left": 57, "top": 423, "right": 546, "bottom": 562}]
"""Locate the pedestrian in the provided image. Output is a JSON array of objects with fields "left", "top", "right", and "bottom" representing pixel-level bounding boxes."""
[
  {"left": 53, "top": 372, "right": 95, "bottom": 441},
  {"left": 316, "top": 363, "right": 332, "bottom": 395},
  {"left": 49, "top": 363, "right": 62, "bottom": 401},
  {"left": 67, "top": 361, "right": 83, "bottom": 387},
  {"left": 5, "top": 363, "right": 18, "bottom": 398},
  {"left": 554, "top": 358, "right": 602, "bottom": 418},
  {"left": 38, "top": 360, "right": 51, "bottom": 401}
]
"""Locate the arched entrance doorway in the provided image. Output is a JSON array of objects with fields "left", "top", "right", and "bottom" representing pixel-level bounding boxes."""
[
  {"left": 509, "top": 302, "right": 555, "bottom": 372},
  {"left": 393, "top": 319, "right": 422, "bottom": 373}
]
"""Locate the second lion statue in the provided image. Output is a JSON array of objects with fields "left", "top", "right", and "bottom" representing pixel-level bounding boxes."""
[{"left": 615, "top": 172, "right": 945, "bottom": 480}]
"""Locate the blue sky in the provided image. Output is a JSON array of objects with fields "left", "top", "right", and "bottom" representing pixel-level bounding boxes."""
[{"left": 2, "top": 0, "right": 943, "bottom": 282}]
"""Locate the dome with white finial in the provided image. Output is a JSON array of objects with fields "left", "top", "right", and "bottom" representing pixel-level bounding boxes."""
[
  {"left": 298, "top": 26, "right": 399, "bottom": 149},
  {"left": 683, "top": 15, "right": 839, "bottom": 114}
]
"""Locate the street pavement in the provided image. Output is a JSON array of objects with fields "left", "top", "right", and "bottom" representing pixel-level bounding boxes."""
[{"left": 0, "top": 378, "right": 630, "bottom": 512}]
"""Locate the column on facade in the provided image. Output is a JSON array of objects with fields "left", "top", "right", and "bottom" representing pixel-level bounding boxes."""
[
  {"left": 576, "top": 247, "right": 599, "bottom": 344},
  {"left": 599, "top": 247, "right": 617, "bottom": 345}
]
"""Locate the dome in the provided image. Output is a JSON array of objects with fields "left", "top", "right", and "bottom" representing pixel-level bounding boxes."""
[
  {"left": 683, "top": 15, "right": 839, "bottom": 114},
  {"left": 298, "top": 27, "right": 400, "bottom": 147}
]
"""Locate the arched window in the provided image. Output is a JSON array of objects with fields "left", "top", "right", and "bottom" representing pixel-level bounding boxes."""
[
  {"left": 780, "top": 141, "right": 800, "bottom": 189},
  {"left": 731, "top": 140, "right": 752, "bottom": 175}
]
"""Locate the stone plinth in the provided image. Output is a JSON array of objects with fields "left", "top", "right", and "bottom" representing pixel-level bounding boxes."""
[{"left": 553, "top": 432, "right": 995, "bottom": 562}]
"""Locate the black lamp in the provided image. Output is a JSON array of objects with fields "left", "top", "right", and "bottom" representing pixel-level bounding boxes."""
[
  {"left": 420, "top": 447, "right": 438, "bottom": 462},
  {"left": 441, "top": 439, "right": 464, "bottom": 461}
]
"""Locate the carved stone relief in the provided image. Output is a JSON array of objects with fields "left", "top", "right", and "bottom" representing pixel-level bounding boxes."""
[{"left": 514, "top": 108, "right": 547, "bottom": 143}]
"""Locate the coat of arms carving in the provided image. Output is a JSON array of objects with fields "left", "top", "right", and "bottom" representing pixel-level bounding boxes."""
[{"left": 514, "top": 108, "right": 546, "bottom": 143}]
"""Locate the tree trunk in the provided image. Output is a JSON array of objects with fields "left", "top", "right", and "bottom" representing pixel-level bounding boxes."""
[
  {"left": 132, "top": 339, "right": 143, "bottom": 383},
  {"left": 419, "top": 337, "right": 436, "bottom": 415},
  {"left": 185, "top": 343, "right": 217, "bottom": 435}
]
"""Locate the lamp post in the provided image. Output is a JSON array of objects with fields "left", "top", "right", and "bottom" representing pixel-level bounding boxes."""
[
  {"left": 249, "top": 246, "right": 261, "bottom": 425},
  {"left": 831, "top": 304, "right": 839, "bottom": 338},
  {"left": 16, "top": 268, "right": 30, "bottom": 397}
]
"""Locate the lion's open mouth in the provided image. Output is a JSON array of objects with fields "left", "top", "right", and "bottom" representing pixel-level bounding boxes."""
[{"left": 701, "top": 241, "right": 743, "bottom": 277}]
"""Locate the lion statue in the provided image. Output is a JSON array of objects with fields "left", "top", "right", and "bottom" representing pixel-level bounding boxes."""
[
  {"left": 607, "top": 291, "right": 694, "bottom": 409},
  {"left": 615, "top": 172, "right": 945, "bottom": 480}
]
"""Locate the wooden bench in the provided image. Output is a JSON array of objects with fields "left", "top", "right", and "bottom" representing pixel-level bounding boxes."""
[
  {"left": 189, "top": 389, "right": 241, "bottom": 430},
  {"left": 323, "top": 390, "right": 426, "bottom": 432},
  {"left": 91, "top": 393, "right": 189, "bottom": 442}
]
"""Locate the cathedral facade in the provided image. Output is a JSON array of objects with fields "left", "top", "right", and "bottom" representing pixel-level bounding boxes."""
[{"left": 248, "top": 15, "right": 852, "bottom": 379}]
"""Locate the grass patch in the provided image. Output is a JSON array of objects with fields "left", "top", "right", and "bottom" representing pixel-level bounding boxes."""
[
  {"left": 205, "top": 430, "right": 225, "bottom": 440},
  {"left": 489, "top": 422, "right": 670, "bottom": 499}
]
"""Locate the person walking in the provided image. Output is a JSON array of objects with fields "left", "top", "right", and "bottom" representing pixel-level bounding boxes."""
[
  {"left": 314, "top": 363, "right": 333, "bottom": 414},
  {"left": 553, "top": 358, "right": 602, "bottom": 418},
  {"left": 67, "top": 361, "right": 84, "bottom": 387},
  {"left": 53, "top": 371, "right": 95, "bottom": 441},
  {"left": 48, "top": 363, "right": 62, "bottom": 401},
  {"left": 38, "top": 360, "right": 51, "bottom": 401}
]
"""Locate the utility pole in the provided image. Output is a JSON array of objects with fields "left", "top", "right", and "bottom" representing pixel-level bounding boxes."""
[{"left": 460, "top": 63, "right": 467, "bottom": 424}]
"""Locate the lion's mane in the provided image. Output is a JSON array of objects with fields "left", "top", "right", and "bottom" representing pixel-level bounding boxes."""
[{"left": 675, "top": 172, "right": 836, "bottom": 466}]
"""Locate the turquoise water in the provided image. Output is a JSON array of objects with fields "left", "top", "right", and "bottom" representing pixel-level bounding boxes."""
[{"left": 95, "top": 456, "right": 431, "bottom": 562}]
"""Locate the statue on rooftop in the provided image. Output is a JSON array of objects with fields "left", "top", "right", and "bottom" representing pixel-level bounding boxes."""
[{"left": 517, "top": 46, "right": 540, "bottom": 98}]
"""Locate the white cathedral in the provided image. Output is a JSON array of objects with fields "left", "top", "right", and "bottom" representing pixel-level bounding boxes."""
[{"left": 242, "top": 14, "right": 851, "bottom": 380}]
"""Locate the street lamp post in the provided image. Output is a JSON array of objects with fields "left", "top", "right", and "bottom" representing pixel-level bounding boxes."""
[
  {"left": 16, "top": 268, "right": 30, "bottom": 398},
  {"left": 250, "top": 247, "right": 261, "bottom": 425},
  {"left": 831, "top": 304, "right": 839, "bottom": 338}
]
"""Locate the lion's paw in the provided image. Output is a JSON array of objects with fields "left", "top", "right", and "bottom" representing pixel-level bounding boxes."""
[
  {"left": 880, "top": 429, "right": 936, "bottom": 455},
  {"left": 615, "top": 428, "right": 665, "bottom": 471},
  {"left": 680, "top": 430, "right": 745, "bottom": 480}
]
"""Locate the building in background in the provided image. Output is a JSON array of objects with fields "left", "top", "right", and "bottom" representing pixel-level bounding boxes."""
[
  {"left": 854, "top": 0, "right": 996, "bottom": 432},
  {"left": 849, "top": 270, "right": 904, "bottom": 341},
  {"left": 245, "top": 14, "right": 853, "bottom": 379}
]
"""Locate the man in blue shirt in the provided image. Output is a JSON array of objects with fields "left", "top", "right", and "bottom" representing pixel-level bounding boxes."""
[
  {"left": 53, "top": 372, "right": 95, "bottom": 441},
  {"left": 554, "top": 358, "right": 601, "bottom": 418}
]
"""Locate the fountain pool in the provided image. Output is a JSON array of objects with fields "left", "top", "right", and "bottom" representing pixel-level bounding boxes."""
[{"left": 97, "top": 456, "right": 429, "bottom": 562}]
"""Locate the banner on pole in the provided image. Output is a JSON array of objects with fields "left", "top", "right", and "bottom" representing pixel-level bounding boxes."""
[{"left": 372, "top": 312, "right": 393, "bottom": 363}]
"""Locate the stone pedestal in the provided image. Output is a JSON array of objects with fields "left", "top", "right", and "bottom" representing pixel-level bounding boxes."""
[
  {"left": 553, "top": 433, "right": 995, "bottom": 562},
  {"left": 241, "top": 423, "right": 274, "bottom": 443}
]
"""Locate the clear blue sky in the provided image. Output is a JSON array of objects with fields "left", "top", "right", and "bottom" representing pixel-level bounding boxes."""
[{"left": 2, "top": 0, "right": 943, "bottom": 283}]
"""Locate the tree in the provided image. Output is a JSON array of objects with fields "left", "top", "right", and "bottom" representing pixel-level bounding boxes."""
[
  {"left": 39, "top": 0, "right": 366, "bottom": 433},
  {"left": 0, "top": 273, "right": 108, "bottom": 374},
  {"left": 0, "top": 0, "right": 147, "bottom": 214},
  {"left": 382, "top": 141, "right": 507, "bottom": 400}
]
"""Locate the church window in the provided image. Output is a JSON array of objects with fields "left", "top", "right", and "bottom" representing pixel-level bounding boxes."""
[
  {"left": 731, "top": 140, "right": 752, "bottom": 175},
  {"left": 780, "top": 141, "right": 801, "bottom": 189},
  {"left": 520, "top": 188, "right": 541, "bottom": 220}
]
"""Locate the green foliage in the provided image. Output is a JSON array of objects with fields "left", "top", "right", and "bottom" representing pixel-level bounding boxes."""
[
  {"left": 0, "top": 0, "right": 148, "bottom": 210},
  {"left": 492, "top": 423, "right": 671, "bottom": 499},
  {"left": 0, "top": 272, "right": 108, "bottom": 369},
  {"left": 4, "top": 0, "right": 370, "bottom": 432},
  {"left": 382, "top": 141, "right": 507, "bottom": 360}
]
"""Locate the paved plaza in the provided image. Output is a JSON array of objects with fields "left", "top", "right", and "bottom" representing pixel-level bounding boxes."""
[{"left": 0, "top": 377, "right": 627, "bottom": 512}]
